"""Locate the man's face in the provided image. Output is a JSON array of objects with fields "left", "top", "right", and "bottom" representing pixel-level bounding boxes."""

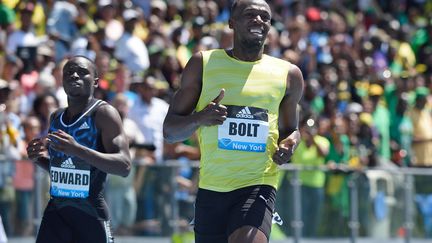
[
  {"left": 62, "top": 57, "right": 97, "bottom": 99},
  {"left": 137, "top": 80, "right": 156, "bottom": 103},
  {"left": 230, "top": 0, "right": 272, "bottom": 49}
]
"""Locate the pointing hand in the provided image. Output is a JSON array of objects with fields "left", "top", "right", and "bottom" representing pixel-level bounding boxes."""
[
  {"left": 200, "top": 89, "right": 227, "bottom": 126},
  {"left": 211, "top": 89, "right": 225, "bottom": 104}
]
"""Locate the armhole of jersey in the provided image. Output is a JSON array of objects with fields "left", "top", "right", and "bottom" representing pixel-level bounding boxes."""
[
  {"left": 196, "top": 50, "right": 210, "bottom": 112},
  {"left": 201, "top": 50, "right": 209, "bottom": 88},
  {"left": 92, "top": 100, "right": 108, "bottom": 124},
  {"left": 284, "top": 62, "right": 292, "bottom": 96},
  {"left": 50, "top": 108, "right": 65, "bottom": 123}
]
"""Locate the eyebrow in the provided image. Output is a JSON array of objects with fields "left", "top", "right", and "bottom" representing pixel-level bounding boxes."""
[
  {"left": 65, "top": 63, "right": 89, "bottom": 71},
  {"left": 242, "top": 6, "right": 271, "bottom": 16},
  {"left": 243, "top": 4, "right": 270, "bottom": 12}
]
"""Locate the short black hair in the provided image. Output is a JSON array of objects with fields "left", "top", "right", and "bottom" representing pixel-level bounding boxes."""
[
  {"left": 67, "top": 55, "right": 99, "bottom": 80},
  {"left": 230, "top": 0, "right": 270, "bottom": 17}
]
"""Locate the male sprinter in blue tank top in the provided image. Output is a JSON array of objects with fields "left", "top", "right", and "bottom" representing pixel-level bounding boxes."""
[
  {"left": 26, "top": 56, "right": 131, "bottom": 243},
  {"left": 163, "top": 0, "right": 304, "bottom": 242}
]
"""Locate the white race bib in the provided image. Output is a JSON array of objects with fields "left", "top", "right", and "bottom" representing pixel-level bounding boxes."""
[
  {"left": 218, "top": 105, "right": 269, "bottom": 152},
  {"left": 50, "top": 165, "right": 90, "bottom": 198}
]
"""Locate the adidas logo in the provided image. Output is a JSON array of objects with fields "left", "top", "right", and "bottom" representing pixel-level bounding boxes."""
[
  {"left": 60, "top": 158, "right": 75, "bottom": 169},
  {"left": 272, "top": 212, "right": 283, "bottom": 225},
  {"left": 236, "top": 107, "right": 254, "bottom": 119},
  {"left": 78, "top": 122, "right": 90, "bottom": 130}
]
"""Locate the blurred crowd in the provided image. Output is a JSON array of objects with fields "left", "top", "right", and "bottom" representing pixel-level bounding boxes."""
[{"left": 0, "top": 0, "right": 432, "bottom": 239}]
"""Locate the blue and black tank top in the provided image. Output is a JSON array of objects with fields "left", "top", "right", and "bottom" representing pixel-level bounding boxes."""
[{"left": 47, "top": 98, "right": 109, "bottom": 220}]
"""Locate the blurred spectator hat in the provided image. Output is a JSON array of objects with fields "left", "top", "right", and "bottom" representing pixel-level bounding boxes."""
[
  {"left": 37, "top": 72, "right": 56, "bottom": 90},
  {"left": 151, "top": 0, "right": 167, "bottom": 11},
  {"left": 37, "top": 44, "right": 54, "bottom": 57},
  {"left": 130, "top": 75, "right": 144, "bottom": 84},
  {"left": 123, "top": 8, "right": 139, "bottom": 22},
  {"left": 148, "top": 43, "right": 164, "bottom": 55},
  {"left": 368, "top": 84, "right": 384, "bottom": 96},
  {"left": 98, "top": 0, "right": 115, "bottom": 8},
  {"left": 167, "top": 0, "right": 184, "bottom": 10},
  {"left": 306, "top": 7, "right": 321, "bottom": 22},
  {"left": 192, "top": 16, "right": 206, "bottom": 28},
  {"left": 359, "top": 112, "right": 373, "bottom": 126},
  {"left": 0, "top": 79, "right": 11, "bottom": 90},
  {"left": 415, "top": 86, "right": 429, "bottom": 98},
  {"left": 200, "top": 36, "right": 219, "bottom": 49},
  {"left": 346, "top": 102, "right": 363, "bottom": 114},
  {"left": 0, "top": 3, "right": 16, "bottom": 26}
]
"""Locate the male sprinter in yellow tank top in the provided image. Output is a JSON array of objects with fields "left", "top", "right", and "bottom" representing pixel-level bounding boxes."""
[{"left": 163, "top": 0, "right": 304, "bottom": 242}]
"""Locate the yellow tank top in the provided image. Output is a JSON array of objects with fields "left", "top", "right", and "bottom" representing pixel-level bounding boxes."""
[{"left": 196, "top": 49, "right": 290, "bottom": 192}]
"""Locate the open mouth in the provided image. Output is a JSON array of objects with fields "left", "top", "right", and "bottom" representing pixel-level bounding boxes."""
[{"left": 249, "top": 27, "right": 264, "bottom": 37}]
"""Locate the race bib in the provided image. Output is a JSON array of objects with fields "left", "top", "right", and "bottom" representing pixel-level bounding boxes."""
[
  {"left": 50, "top": 160, "right": 90, "bottom": 198},
  {"left": 218, "top": 105, "right": 269, "bottom": 152}
]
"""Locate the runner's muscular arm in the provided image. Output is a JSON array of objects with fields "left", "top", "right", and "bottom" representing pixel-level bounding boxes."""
[
  {"left": 273, "top": 64, "right": 304, "bottom": 164},
  {"left": 280, "top": 64, "right": 304, "bottom": 139},
  {"left": 47, "top": 104, "right": 131, "bottom": 177},
  {"left": 93, "top": 104, "right": 131, "bottom": 176},
  {"left": 163, "top": 52, "right": 227, "bottom": 143}
]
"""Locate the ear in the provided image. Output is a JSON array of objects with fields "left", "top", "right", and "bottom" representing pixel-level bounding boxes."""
[
  {"left": 228, "top": 18, "right": 234, "bottom": 29},
  {"left": 94, "top": 77, "right": 99, "bottom": 88}
]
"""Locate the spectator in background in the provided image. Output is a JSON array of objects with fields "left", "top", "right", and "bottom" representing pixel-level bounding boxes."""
[
  {"left": 357, "top": 112, "right": 380, "bottom": 167},
  {"left": 128, "top": 75, "right": 168, "bottom": 163},
  {"left": 409, "top": 86, "right": 432, "bottom": 237},
  {"left": 164, "top": 132, "right": 200, "bottom": 228},
  {"left": 0, "top": 2, "right": 15, "bottom": 32},
  {"left": 11, "top": 0, "right": 46, "bottom": 37},
  {"left": 6, "top": 2, "right": 44, "bottom": 59},
  {"left": 1, "top": 54, "right": 22, "bottom": 83},
  {"left": 51, "top": 60, "right": 69, "bottom": 108},
  {"left": 128, "top": 75, "right": 168, "bottom": 235},
  {"left": 75, "top": 0, "right": 98, "bottom": 36},
  {"left": 300, "top": 77, "right": 324, "bottom": 118},
  {"left": 31, "top": 92, "right": 59, "bottom": 137},
  {"left": 409, "top": 86, "right": 432, "bottom": 168},
  {"left": 366, "top": 83, "right": 391, "bottom": 163},
  {"left": 46, "top": 0, "right": 79, "bottom": 62},
  {"left": 323, "top": 114, "right": 351, "bottom": 236},
  {"left": 170, "top": 26, "right": 192, "bottom": 69},
  {"left": 114, "top": 8, "right": 149, "bottom": 75},
  {"left": 96, "top": 0, "right": 123, "bottom": 49},
  {"left": 106, "top": 93, "right": 144, "bottom": 235},
  {"left": 160, "top": 49, "right": 182, "bottom": 90},
  {"left": 94, "top": 51, "right": 113, "bottom": 92},
  {"left": 13, "top": 115, "right": 40, "bottom": 236},
  {"left": 390, "top": 93, "right": 413, "bottom": 166},
  {"left": 186, "top": 16, "right": 207, "bottom": 54},
  {"left": 290, "top": 117, "right": 330, "bottom": 237},
  {"left": 18, "top": 43, "right": 58, "bottom": 117},
  {"left": 6, "top": 2, "right": 45, "bottom": 96},
  {"left": 0, "top": 79, "right": 22, "bottom": 236}
]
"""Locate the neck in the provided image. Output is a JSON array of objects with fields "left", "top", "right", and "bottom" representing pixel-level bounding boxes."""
[
  {"left": 228, "top": 49, "right": 262, "bottom": 62},
  {"left": 229, "top": 41, "right": 264, "bottom": 62},
  {"left": 66, "top": 97, "right": 93, "bottom": 117}
]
